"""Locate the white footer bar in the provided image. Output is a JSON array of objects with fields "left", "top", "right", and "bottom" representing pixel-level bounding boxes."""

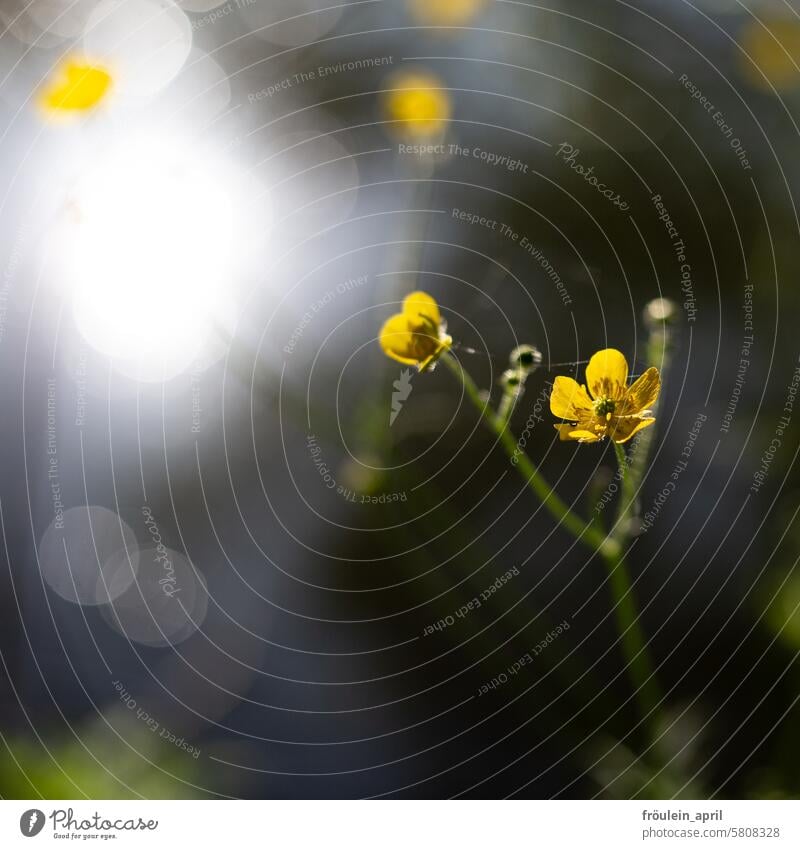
[{"left": 1, "top": 800, "right": 796, "bottom": 847}]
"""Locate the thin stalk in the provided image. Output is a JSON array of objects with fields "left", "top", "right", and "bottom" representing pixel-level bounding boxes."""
[
  {"left": 443, "top": 350, "right": 662, "bottom": 743},
  {"left": 441, "top": 353, "right": 617, "bottom": 559},
  {"left": 496, "top": 384, "right": 519, "bottom": 425},
  {"left": 613, "top": 441, "right": 636, "bottom": 540},
  {"left": 609, "top": 442, "right": 663, "bottom": 738}
]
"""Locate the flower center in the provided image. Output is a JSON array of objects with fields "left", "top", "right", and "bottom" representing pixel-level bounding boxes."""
[{"left": 593, "top": 397, "right": 616, "bottom": 417}]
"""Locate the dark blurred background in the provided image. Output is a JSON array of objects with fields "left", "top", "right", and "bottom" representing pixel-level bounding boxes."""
[{"left": 1, "top": 0, "right": 799, "bottom": 799}]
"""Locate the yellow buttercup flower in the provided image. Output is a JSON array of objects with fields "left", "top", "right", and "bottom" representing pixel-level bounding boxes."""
[
  {"left": 39, "top": 58, "right": 112, "bottom": 115},
  {"left": 408, "top": 0, "right": 486, "bottom": 26},
  {"left": 379, "top": 291, "right": 452, "bottom": 372},
  {"left": 551, "top": 348, "right": 660, "bottom": 444},
  {"left": 384, "top": 70, "right": 451, "bottom": 140}
]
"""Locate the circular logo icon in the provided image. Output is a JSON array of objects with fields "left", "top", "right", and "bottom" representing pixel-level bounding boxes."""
[{"left": 19, "top": 810, "right": 45, "bottom": 837}]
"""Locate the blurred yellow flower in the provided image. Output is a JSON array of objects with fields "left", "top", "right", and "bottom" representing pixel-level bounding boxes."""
[
  {"left": 740, "top": 16, "right": 800, "bottom": 91},
  {"left": 408, "top": 0, "right": 486, "bottom": 27},
  {"left": 39, "top": 58, "right": 112, "bottom": 115},
  {"left": 379, "top": 291, "right": 452, "bottom": 372},
  {"left": 551, "top": 349, "right": 660, "bottom": 444},
  {"left": 385, "top": 70, "right": 451, "bottom": 140}
]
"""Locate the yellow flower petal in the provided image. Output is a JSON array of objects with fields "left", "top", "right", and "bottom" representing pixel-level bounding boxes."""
[
  {"left": 379, "top": 290, "right": 451, "bottom": 369},
  {"left": 554, "top": 424, "right": 602, "bottom": 443},
  {"left": 622, "top": 367, "right": 661, "bottom": 415},
  {"left": 610, "top": 416, "right": 656, "bottom": 444},
  {"left": 552, "top": 347, "right": 660, "bottom": 446},
  {"left": 379, "top": 313, "right": 425, "bottom": 365},
  {"left": 403, "top": 290, "right": 441, "bottom": 329},
  {"left": 554, "top": 424, "right": 573, "bottom": 440},
  {"left": 585, "top": 348, "right": 629, "bottom": 400},
  {"left": 550, "top": 376, "right": 593, "bottom": 420},
  {"left": 39, "top": 59, "right": 112, "bottom": 114},
  {"left": 418, "top": 334, "right": 452, "bottom": 372}
]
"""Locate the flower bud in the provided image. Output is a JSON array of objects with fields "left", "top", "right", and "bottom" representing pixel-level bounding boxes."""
[
  {"left": 500, "top": 368, "right": 523, "bottom": 389},
  {"left": 643, "top": 297, "right": 678, "bottom": 328},
  {"left": 509, "top": 344, "right": 542, "bottom": 372}
]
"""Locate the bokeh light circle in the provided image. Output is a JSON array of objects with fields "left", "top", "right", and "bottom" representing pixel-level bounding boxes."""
[
  {"left": 38, "top": 506, "right": 139, "bottom": 606},
  {"left": 101, "top": 547, "right": 209, "bottom": 647},
  {"left": 83, "top": 0, "right": 193, "bottom": 98}
]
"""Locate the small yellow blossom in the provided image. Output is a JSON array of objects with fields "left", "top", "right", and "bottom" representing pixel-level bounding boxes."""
[
  {"left": 379, "top": 290, "right": 452, "bottom": 372},
  {"left": 39, "top": 58, "right": 112, "bottom": 115},
  {"left": 551, "top": 348, "right": 660, "bottom": 444},
  {"left": 384, "top": 70, "right": 451, "bottom": 140},
  {"left": 408, "top": 0, "right": 486, "bottom": 27}
]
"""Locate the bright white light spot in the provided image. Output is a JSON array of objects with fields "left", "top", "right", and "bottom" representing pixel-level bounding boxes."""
[
  {"left": 58, "top": 134, "right": 245, "bottom": 381},
  {"left": 84, "top": 0, "right": 192, "bottom": 98},
  {"left": 39, "top": 506, "right": 139, "bottom": 606},
  {"left": 102, "top": 547, "right": 209, "bottom": 646}
]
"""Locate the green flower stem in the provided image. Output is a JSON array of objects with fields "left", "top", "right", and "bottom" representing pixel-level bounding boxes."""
[
  {"left": 611, "top": 441, "right": 663, "bottom": 737},
  {"left": 604, "top": 320, "right": 675, "bottom": 745},
  {"left": 442, "top": 353, "right": 616, "bottom": 558},
  {"left": 496, "top": 383, "right": 519, "bottom": 425},
  {"left": 443, "top": 350, "right": 663, "bottom": 743},
  {"left": 613, "top": 441, "right": 636, "bottom": 540}
]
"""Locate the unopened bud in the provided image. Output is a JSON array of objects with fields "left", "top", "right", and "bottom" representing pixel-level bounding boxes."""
[
  {"left": 644, "top": 297, "right": 678, "bottom": 328},
  {"left": 500, "top": 368, "right": 523, "bottom": 388},
  {"left": 509, "top": 344, "right": 542, "bottom": 372}
]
